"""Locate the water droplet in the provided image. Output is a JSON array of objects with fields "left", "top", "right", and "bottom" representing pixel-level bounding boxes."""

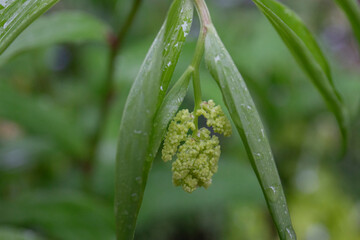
[
  {"left": 246, "top": 105, "right": 252, "bottom": 110},
  {"left": 135, "top": 176, "right": 142, "bottom": 184},
  {"left": 261, "top": 128, "right": 265, "bottom": 137},
  {"left": 175, "top": 43, "right": 179, "bottom": 48},
  {"left": 134, "top": 130, "right": 142, "bottom": 135},
  {"left": 285, "top": 226, "right": 296, "bottom": 240},
  {"left": 285, "top": 9, "right": 293, "bottom": 17},
  {"left": 160, "top": 85, "right": 164, "bottom": 91},
  {"left": 265, "top": 184, "right": 281, "bottom": 202},
  {"left": 131, "top": 193, "right": 139, "bottom": 202},
  {"left": 167, "top": 61, "right": 172, "bottom": 67},
  {"left": 181, "top": 21, "right": 189, "bottom": 37},
  {"left": 214, "top": 55, "right": 221, "bottom": 63}
]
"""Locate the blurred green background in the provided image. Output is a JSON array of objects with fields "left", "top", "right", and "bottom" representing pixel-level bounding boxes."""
[{"left": 0, "top": 0, "right": 360, "bottom": 239}]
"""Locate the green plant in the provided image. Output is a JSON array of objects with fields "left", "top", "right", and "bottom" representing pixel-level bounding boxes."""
[{"left": 1, "top": 0, "right": 359, "bottom": 240}]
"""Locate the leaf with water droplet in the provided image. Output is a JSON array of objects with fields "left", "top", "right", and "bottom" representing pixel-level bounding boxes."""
[
  {"left": 150, "top": 66, "right": 192, "bottom": 157},
  {"left": 115, "top": 1, "right": 193, "bottom": 239},
  {"left": 252, "top": 0, "right": 348, "bottom": 152},
  {"left": 205, "top": 24, "right": 296, "bottom": 240},
  {"left": 0, "top": 0, "right": 59, "bottom": 54}
]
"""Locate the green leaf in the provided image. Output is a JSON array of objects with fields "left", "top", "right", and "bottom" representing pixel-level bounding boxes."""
[
  {"left": 0, "top": 11, "right": 111, "bottom": 65},
  {"left": 334, "top": 0, "right": 360, "bottom": 47},
  {"left": 0, "top": 84, "right": 87, "bottom": 158},
  {"left": 150, "top": 67, "right": 192, "bottom": 157},
  {"left": 205, "top": 25, "right": 296, "bottom": 240},
  {"left": 252, "top": 0, "right": 348, "bottom": 148},
  {"left": 115, "top": 0, "right": 193, "bottom": 239},
  {"left": 0, "top": 0, "right": 59, "bottom": 54}
]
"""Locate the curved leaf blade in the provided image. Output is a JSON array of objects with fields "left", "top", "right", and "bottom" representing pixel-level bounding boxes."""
[
  {"left": 252, "top": 0, "right": 348, "bottom": 147},
  {"left": 150, "top": 67, "right": 192, "bottom": 156},
  {"left": 334, "top": 0, "right": 360, "bottom": 46},
  {"left": 0, "top": 11, "right": 111, "bottom": 65},
  {"left": 205, "top": 25, "right": 296, "bottom": 240},
  {"left": 0, "top": 0, "right": 59, "bottom": 54},
  {"left": 115, "top": 0, "right": 193, "bottom": 239}
]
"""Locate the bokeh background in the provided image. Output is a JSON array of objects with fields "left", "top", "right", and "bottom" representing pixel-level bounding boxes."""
[{"left": 0, "top": 0, "right": 360, "bottom": 239}]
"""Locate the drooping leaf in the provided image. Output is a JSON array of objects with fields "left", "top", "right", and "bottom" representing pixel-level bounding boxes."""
[
  {"left": 115, "top": 0, "right": 193, "bottom": 239},
  {"left": 0, "top": 11, "right": 111, "bottom": 65},
  {"left": 205, "top": 25, "right": 296, "bottom": 240},
  {"left": 0, "top": 0, "right": 59, "bottom": 54},
  {"left": 150, "top": 67, "right": 192, "bottom": 156},
  {"left": 334, "top": 0, "right": 360, "bottom": 47},
  {"left": 0, "top": 84, "right": 87, "bottom": 158},
  {"left": 252, "top": 0, "right": 348, "bottom": 148}
]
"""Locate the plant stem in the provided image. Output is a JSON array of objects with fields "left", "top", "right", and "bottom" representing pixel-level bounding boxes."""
[
  {"left": 191, "top": 0, "right": 212, "bottom": 134},
  {"left": 83, "top": 0, "right": 142, "bottom": 190}
]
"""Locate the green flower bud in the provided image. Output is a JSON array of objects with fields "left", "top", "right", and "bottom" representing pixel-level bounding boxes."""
[
  {"left": 162, "top": 109, "right": 195, "bottom": 162},
  {"left": 196, "top": 100, "right": 232, "bottom": 137},
  {"left": 162, "top": 100, "right": 231, "bottom": 193},
  {"left": 171, "top": 128, "right": 220, "bottom": 193}
]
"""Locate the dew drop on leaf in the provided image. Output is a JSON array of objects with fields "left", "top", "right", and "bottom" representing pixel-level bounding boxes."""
[
  {"left": 131, "top": 193, "right": 139, "bottom": 202},
  {"left": 265, "top": 184, "right": 281, "bottom": 202},
  {"left": 285, "top": 226, "right": 296, "bottom": 240}
]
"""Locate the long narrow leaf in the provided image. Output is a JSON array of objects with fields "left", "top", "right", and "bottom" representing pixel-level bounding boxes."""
[
  {"left": 334, "top": 0, "right": 360, "bottom": 46},
  {"left": 115, "top": 0, "right": 193, "bottom": 239},
  {"left": 0, "top": 11, "right": 110, "bottom": 65},
  {"left": 150, "top": 67, "right": 192, "bottom": 156},
  {"left": 205, "top": 25, "right": 296, "bottom": 240},
  {"left": 0, "top": 0, "right": 59, "bottom": 54},
  {"left": 252, "top": 0, "right": 348, "bottom": 148}
]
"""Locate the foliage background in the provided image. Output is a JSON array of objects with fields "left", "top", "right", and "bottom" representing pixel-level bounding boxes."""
[{"left": 0, "top": 0, "right": 359, "bottom": 239}]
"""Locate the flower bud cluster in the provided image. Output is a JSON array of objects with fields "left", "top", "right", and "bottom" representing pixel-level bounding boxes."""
[
  {"left": 196, "top": 100, "right": 232, "bottom": 137},
  {"left": 162, "top": 100, "right": 232, "bottom": 193}
]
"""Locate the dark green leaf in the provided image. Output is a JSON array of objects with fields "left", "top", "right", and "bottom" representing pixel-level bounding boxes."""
[
  {"left": 334, "top": 0, "right": 360, "bottom": 46},
  {"left": 0, "top": 84, "right": 87, "bottom": 158},
  {"left": 252, "top": 0, "right": 348, "bottom": 148},
  {"left": 0, "top": 11, "right": 111, "bottom": 65},
  {"left": 205, "top": 25, "right": 296, "bottom": 240},
  {"left": 0, "top": 0, "right": 59, "bottom": 54},
  {"left": 115, "top": 0, "right": 193, "bottom": 239}
]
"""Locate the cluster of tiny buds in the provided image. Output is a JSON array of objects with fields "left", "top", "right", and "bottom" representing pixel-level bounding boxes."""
[{"left": 162, "top": 100, "right": 232, "bottom": 193}]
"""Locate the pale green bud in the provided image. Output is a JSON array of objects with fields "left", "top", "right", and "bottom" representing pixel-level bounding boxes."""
[
  {"left": 172, "top": 128, "right": 220, "bottom": 193},
  {"left": 162, "top": 109, "right": 195, "bottom": 162},
  {"left": 196, "top": 100, "right": 232, "bottom": 136},
  {"left": 162, "top": 100, "right": 231, "bottom": 193}
]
